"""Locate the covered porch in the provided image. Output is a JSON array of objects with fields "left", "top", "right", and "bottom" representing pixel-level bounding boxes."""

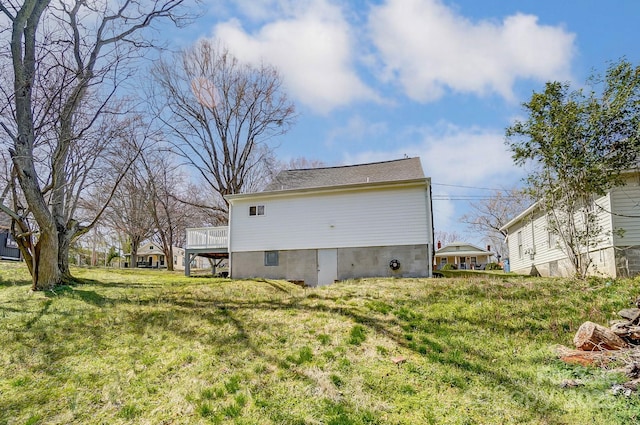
[{"left": 434, "top": 242, "right": 494, "bottom": 270}]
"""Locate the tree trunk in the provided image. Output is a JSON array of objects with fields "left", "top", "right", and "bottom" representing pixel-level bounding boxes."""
[
  {"left": 58, "top": 230, "right": 73, "bottom": 281},
  {"left": 574, "top": 321, "right": 629, "bottom": 351},
  {"left": 165, "top": 245, "right": 174, "bottom": 271},
  {"left": 130, "top": 238, "right": 140, "bottom": 268},
  {"left": 9, "top": 0, "right": 56, "bottom": 290},
  {"left": 33, "top": 230, "right": 62, "bottom": 291}
]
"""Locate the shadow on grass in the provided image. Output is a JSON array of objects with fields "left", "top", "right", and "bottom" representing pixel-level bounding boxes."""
[
  {"left": 24, "top": 299, "right": 52, "bottom": 329},
  {"left": 43, "top": 284, "right": 103, "bottom": 303},
  {"left": 36, "top": 277, "right": 574, "bottom": 423},
  {"left": 254, "top": 278, "right": 295, "bottom": 294},
  {"left": 0, "top": 276, "right": 31, "bottom": 288},
  {"left": 160, "top": 292, "right": 566, "bottom": 422}
]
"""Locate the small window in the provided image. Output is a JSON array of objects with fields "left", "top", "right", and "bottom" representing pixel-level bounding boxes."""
[
  {"left": 174, "top": 255, "right": 177, "bottom": 265},
  {"left": 249, "top": 205, "right": 265, "bottom": 216},
  {"left": 149, "top": 246, "right": 153, "bottom": 250},
  {"left": 264, "top": 251, "right": 279, "bottom": 266}
]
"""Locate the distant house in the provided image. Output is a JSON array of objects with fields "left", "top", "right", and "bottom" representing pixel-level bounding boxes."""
[
  {"left": 171, "top": 246, "right": 211, "bottom": 272},
  {"left": 434, "top": 242, "right": 494, "bottom": 270},
  {"left": 0, "top": 213, "right": 21, "bottom": 261},
  {"left": 222, "top": 158, "right": 434, "bottom": 286},
  {"left": 124, "top": 242, "right": 166, "bottom": 268},
  {"left": 500, "top": 170, "right": 640, "bottom": 278},
  {"left": 125, "top": 243, "right": 207, "bottom": 270}
]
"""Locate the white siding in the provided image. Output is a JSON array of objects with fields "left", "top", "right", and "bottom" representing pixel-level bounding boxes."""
[
  {"left": 507, "top": 211, "right": 567, "bottom": 274},
  {"left": 229, "top": 184, "right": 430, "bottom": 252},
  {"left": 611, "top": 175, "right": 640, "bottom": 246},
  {"left": 506, "top": 193, "right": 617, "bottom": 276}
]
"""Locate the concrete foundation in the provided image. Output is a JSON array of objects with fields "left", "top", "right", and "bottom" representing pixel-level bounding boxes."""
[
  {"left": 510, "top": 247, "right": 619, "bottom": 278},
  {"left": 231, "top": 244, "right": 431, "bottom": 287},
  {"left": 616, "top": 246, "right": 640, "bottom": 278}
]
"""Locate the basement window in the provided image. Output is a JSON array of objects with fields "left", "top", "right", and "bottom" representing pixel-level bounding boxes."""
[
  {"left": 264, "top": 251, "right": 279, "bottom": 266},
  {"left": 249, "top": 205, "right": 265, "bottom": 216}
]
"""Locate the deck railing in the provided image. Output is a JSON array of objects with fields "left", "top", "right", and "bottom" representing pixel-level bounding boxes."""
[{"left": 186, "top": 226, "right": 228, "bottom": 249}]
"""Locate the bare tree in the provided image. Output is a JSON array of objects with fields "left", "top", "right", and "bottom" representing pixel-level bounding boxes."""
[
  {"left": 460, "top": 188, "right": 531, "bottom": 259},
  {"left": 434, "top": 230, "right": 463, "bottom": 247},
  {"left": 103, "top": 161, "right": 156, "bottom": 269},
  {"left": 141, "top": 151, "right": 192, "bottom": 271},
  {"left": 0, "top": 1, "right": 195, "bottom": 289},
  {"left": 284, "top": 157, "right": 327, "bottom": 170},
  {"left": 151, "top": 39, "right": 296, "bottom": 218}
]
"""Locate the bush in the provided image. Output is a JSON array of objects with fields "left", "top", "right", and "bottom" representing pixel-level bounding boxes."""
[
  {"left": 441, "top": 263, "right": 456, "bottom": 271},
  {"left": 486, "top": 263, "right": 502, "bottom": 271}
]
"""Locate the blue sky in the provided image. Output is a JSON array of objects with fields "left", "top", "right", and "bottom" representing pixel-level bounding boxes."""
[{"left": 163, "top": 0, "right": 640, "bottom": 241}]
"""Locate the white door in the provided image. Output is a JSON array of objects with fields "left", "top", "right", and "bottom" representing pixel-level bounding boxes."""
[{"left": 317, "top": 249, "right": 338, "bottom": 286}]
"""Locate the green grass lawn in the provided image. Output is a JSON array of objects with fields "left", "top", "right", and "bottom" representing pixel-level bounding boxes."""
[{"left": 1, "top": 262, "right": 639, "bottom": 424}]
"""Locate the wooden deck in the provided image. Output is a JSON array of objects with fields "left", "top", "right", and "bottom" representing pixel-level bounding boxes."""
[{"left": 184, "top": 226, "right": 229, "bottom": 276}]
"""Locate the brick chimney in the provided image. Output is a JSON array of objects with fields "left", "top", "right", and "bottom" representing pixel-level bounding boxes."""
[
  {"left": 487, "top": 245, "right": 491, "bottom": 252},
  {"left": 437, "top": 241, "right": 442, "bottom": 249}
]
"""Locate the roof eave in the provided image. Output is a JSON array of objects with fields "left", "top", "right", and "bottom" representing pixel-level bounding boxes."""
[
  {"left": 225, "top": 177, "right": 430, "bottom": 202},
  {"left": 499, "top": 201, "right": 540, "bottom": 233}
]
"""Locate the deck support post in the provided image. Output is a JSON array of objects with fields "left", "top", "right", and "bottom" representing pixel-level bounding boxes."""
[{"left": 185, "top": 250, "right": 192, "bottom": 276}]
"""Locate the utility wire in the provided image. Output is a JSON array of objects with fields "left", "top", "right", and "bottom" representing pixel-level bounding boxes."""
[
  {"left": 596, "top": 203, "right": 640, "bottom": 218},
  {"left": 432, "top": 182, "right": 513, "bottom": 191}
]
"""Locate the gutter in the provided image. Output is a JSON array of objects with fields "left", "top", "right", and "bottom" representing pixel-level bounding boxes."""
[{"left": 225, "top": 178, "right": 430, "bottom": 203}]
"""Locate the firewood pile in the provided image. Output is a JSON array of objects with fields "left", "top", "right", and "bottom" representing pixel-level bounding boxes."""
[{"left": 556, "top": 301, "right": 640, "bottom": 395}]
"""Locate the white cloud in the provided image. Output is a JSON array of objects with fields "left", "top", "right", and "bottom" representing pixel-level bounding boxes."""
[
  {"left": 211, "top": 0, "right": 376, "bottom": 114},
  {"left": 368, "top": 0, "right": 575, "bottom": 102},
  {"left": 345, "top": 123, "right": 520, "bottom": 187},
  {"left": 343, "top": 122, "right": 526, "bottom": 237},
  {"left": 325, "top": 115, "right": 389, "bottom": 147}
]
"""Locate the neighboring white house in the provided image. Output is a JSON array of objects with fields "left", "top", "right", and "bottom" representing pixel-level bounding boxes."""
[
  {"left": 171, "top": 246, "right": 211, "bottom": 271},
  {"left": 434, "top": 242, "right": 494, "bottom": 270},
  {"left": 221, "top": 157, "right": 434, "bottom": 286},
  {"left": 500, "top": 170, "right": 640, "bottom": 278},
  {"left": 125, "top": 242, "right": 209, "bottom": 270}
]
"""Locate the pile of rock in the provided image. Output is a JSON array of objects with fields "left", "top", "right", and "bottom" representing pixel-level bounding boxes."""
[
  {"left": 556, "top": 304, "right": 640, "bottom": 395},
  {"left": 573, "top": 307, "right": 640, "bottom": 353}
]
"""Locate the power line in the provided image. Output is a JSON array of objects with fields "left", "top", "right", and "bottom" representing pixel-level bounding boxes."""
[
  {"left": 433, "top": 196, "right": 521, "bottom": 201},
  {"left": 432, "top": 182, "right": 512, "bottom": 191}
]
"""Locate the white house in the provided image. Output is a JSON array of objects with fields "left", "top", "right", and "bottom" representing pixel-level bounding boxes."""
[
  {"left": 500, "top": 170, "right": 640, "bottom": 278},
  {"left": 126, "top": 242, "right": 209, "bottom": 270},
  {"left": 434, "top": 242, "right": 494, "bottom": 270},
  {"left": 208, "top": 157, "right": 433, "bottom": 286}
]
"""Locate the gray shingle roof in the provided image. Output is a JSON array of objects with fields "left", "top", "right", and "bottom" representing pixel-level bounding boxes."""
[{"left": 264, "top": 157, "right": 426, "bottom": 192}]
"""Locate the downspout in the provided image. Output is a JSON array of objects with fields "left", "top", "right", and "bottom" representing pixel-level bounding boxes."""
[
  {"left": 227, "top": 199, "right": 233, "bottom": 279},
  {"left": 530, "top": 213, "right": 536, "bottom": 261},
  {"left": 427, "top": 179, "right": 434, "bottom": 277}
]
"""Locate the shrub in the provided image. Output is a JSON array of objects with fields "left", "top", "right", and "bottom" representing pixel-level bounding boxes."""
[
  {"left": 486, "top": 263, "right": 502, "bottom": 271},
  {"left": 441, "top": 263, "right": 456, "bottom": 271}
]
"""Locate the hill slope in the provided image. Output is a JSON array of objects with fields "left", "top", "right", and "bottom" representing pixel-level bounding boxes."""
[{"left": 1, "top": 263, "right": 639, "bottom": 424}]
